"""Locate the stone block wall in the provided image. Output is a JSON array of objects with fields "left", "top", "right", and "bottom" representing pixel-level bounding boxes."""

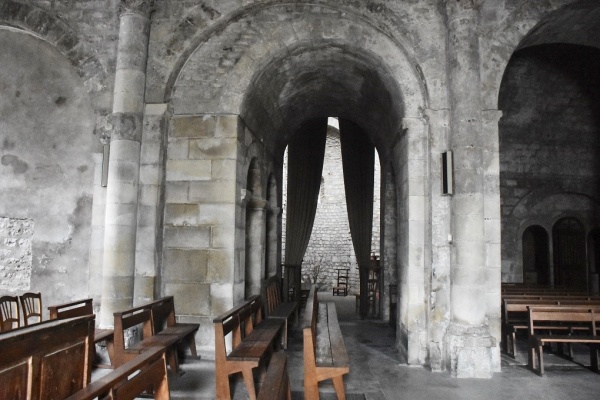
[
  {"left": 499, "top": 44, "right": 600, "bottom": 282},
  {"left": 163, "top": 114, "right": 241, "bottom": 356}
]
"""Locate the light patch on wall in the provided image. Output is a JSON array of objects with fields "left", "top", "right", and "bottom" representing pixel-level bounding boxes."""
[{"left": 0, "top": 217, "right": 33, "bottom": 291}]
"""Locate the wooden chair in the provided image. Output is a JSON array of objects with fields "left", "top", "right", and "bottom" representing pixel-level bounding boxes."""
[
  {"left": 0, "top": 295, "right": 20, "bottom": 332},
  {"left": 20, "top": 292, "right": 42, "bottom": 326}
]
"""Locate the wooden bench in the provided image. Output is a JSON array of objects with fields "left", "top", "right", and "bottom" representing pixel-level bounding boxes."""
[
  {"left": 527, "top": 306, "right": 600, "bottom": 376},
  {"left": 263, "top": 275, "right": 298, "bottom": 349},
  {"left": 257, "top": 352, "right": 292, "bottom": 400},
  {"left": 113, "top": 305, "right": 182, "bottom": 374},
  {"left": 65, "top": 346, "right": 170, "bottom": 400},
  {"left": 502, "top": 298, "right": 600, "bottom": 357},
  {"left": 48, "top": 298, "right": 115, "bottom": 367},
  {"left": 303, "top": 285, "right": 349, "bottom": 400},
  {"left": 213, "top": 295, "right": 284, "bottom": 400},
  {"left": 148, "top": 296, "right": 199, "bottom": 360},
  {"left": 0, "top": 315, "right": 95, "bottom": 398}
]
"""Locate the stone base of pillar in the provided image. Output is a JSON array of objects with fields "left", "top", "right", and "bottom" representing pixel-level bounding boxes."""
[{"left": 446, "top": 322, "right": 496, "bottom": 378}]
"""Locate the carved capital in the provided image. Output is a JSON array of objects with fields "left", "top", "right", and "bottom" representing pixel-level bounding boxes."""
[{"left": 120, "top": 0, "right": 154, "bottom": 17}]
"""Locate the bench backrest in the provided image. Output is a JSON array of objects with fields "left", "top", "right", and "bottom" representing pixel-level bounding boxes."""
[
  {"left": 113, "top": 308, "right": 153, "bottom": 357},
  {"left": 149, "top": 296, "right": 177, "bottom": 333},
  {"left": 503, "top": 299, "right": 600, "bottom": 322},
  {"left": 64, "top": 346, "right": 169, "bottom": 400},
  {"left": 213, "top": 295, "right": 263, "bottom": 358},
  {"left": 48, "top": 298, "right": 94, "bottom": 320},
  {"left": 264, "top": 275, "right": 284, "bottom": 315},
  {"left": 302, "top": 285, "right": 319, "bottom": 366},
  {"left": 528, "top": 306, "right": 600, "bottom": 335},
  {"left": 0, "top": 315, "right": 95, "bottom": 399}
]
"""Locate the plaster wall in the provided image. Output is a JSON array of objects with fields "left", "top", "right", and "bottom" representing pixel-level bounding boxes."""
[{"left": 0, "top": 28, "right": 95, "bottom": 312}]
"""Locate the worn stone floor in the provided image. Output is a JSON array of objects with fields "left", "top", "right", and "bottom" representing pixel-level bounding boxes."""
[{"left": 124, "top": 293, "right": 600, "bottom": 399}]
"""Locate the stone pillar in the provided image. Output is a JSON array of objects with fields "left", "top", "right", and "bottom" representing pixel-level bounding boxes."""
[
  {"left": 445, "top": 0, "right": 495, "bottom": 378},
  {"left": 266, "top": 206, "right": 281, "bottom": 277},
  {"left": 100, "top": 0, "right": 153, "bottom": 327},
  {"left": 245, "top": 196, "right": 268, "bottom": 297}
]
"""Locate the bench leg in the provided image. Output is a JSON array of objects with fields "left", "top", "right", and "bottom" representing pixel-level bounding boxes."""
[
  {"left": 187, "top": 334, "right": 198, "bottom": 357},
  {"left": 591, "top": 344, "right": 599, "bottom": 373},
  {"left": 332, "top": 375, "right": 346, "bottom": 400},
  {"left": 215, "top": 370, "right": 231, "bottom": 400},
  {"left": 304, "top": 379, "right": 320, "bottom": 400},
  {"left": 241, "top": 368, "right": 257, "bottom": 400}
]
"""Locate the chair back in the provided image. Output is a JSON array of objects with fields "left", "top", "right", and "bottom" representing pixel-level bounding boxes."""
[
  {"left": 0, "top": 295, "right": 21, "bottom": 332},
  {"left": 20, "top": 292, "right": 42, "bottom": 326}
]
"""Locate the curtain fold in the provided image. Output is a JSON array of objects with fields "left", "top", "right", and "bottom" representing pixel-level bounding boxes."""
[
  {"left": 340, "top": 119, "right": 375, "bottom": 318},
  {"left": 284, "top": 118, "right": 328, "bottom": 300}
]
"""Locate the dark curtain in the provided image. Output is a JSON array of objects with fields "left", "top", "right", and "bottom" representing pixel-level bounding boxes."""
[
  {"left": 284, "top": 118, "right": 328, "bottom": 300},
  {"left": 340, "top": 119, "right": 375, "bottom": 318}
]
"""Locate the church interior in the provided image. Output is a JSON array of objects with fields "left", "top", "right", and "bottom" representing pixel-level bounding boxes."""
[{"left": 1, "top": 0, "right": 600, "bottom": 398}]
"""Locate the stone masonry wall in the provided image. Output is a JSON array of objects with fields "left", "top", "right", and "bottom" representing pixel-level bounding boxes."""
[{"left": 499, "top": 44, "right": 600, "bottom": 281}]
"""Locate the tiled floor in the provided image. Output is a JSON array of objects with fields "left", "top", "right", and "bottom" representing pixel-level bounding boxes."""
[{"left": 160, "top": 293, "right": 600, "bottom": 399}]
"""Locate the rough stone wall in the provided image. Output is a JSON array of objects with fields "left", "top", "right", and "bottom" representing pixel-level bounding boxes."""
[
  {"left": 0, "top": 27, "right": 96, "bottom": 312},
  {"left": 0, "top": 218, "right": 34, "bottom": 291},
  {"left": 499, "top": 44, "right": 600, "bottom": 282},
  {"left": 292, "top": 127, "right": 381, "bottom": 293}
]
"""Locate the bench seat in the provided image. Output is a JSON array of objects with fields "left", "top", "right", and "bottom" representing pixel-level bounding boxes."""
[
  {"left": 303, "top": 285, "right": 349, "bottom": 400},
  {"left": 263, "top": 275, "right": 298, "bottom": 349}
]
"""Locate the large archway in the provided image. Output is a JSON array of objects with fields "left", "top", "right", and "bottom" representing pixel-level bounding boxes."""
[{"left": 166, "top": 4, "right": 430, "bottom": 364}]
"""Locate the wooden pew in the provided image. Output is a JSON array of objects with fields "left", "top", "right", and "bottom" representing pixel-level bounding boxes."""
[
  {"left": 257, "top": 352, "right": 292, "bottom": 400},
  {"left": 148, "top": 296, "right": 199, "bottom": 359},
  {"left": 527, "top": 306, "right": 600, "bottom": 376},
  {"left": 65, "top": 346, "right": 170, "bottom": 400},
  {"left": 263, "top": 275, "right": 298, "bottom": 349},
  {"left": 0, "top": 315, "right": 95, "bottom": 399},
  {"left": 113, "top": 305, "right": 182, "bottom": 374},
  {"left": 213, "top": 295, "right": 284, "bottom": 400},
  {"left": 502, "top": 298, "right": 600, "bottom": 357},
  {"left": 48, "top": 298, "right": 115, "bottom": 367},
  {"left": 303, "top": 285, "right": 349, "bottom": 400}
]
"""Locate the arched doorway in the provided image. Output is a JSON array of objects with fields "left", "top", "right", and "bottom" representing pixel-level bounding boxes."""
[
  {"left": 553, "top": 217, "right": 586, "bottom": 291},
  {"left": 589, "top": 228, "right": 600, "bottom": 293},
  {"left": 522, "top": 226, "right": 550, "bottom": 285}
]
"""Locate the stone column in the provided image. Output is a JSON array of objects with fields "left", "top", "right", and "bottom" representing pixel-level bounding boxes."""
[
  {"left": 245, "top": 196, "right": 268, "bottom": 297},
  {"left": 445, "top": 0, "right": 495, "bottom": 378},
  {"left": 266, "top": 206, "right": 281, "bottom": 277},
  {"left": 100, "top": 0, "right": 154, "bottom": 327}
]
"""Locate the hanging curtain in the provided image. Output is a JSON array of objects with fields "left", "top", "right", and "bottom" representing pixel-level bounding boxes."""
[
  {"left": 284, "top": 118, "right": 328, "bottom": 301},
  {"left": 340, "top": 119, "right": 375, "bottom": 318}
]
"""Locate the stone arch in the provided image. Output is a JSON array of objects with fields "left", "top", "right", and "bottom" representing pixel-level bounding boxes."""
[
  {"left": 168, "top": 2, "right": 430, "bottom": 367},
  {"left": 0, "top": 20, "right": 97, "bottom": 308},
  {"left": 0, "top": 0, "right": 110, "bottom": 142},
  {"left": 502, "top": 189, "right": 599, "bottom": 281},
  {"left": 483, "top": 0, "right": 600, "bottom": 110}
]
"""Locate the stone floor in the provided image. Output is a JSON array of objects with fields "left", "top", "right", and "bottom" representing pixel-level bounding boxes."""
[{"left": 132, "top": 293, "right": 600, "bottom": 399}]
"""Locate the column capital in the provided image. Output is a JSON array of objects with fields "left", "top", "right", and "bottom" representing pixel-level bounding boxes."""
[
  {"left": 423, "top": 109, "right": 450, "bottom": 127},
  {"left": 120, "top": 0, "right": 154, "bottom": 17},
  {"left": 401, "top": 116, "right": 427, "bottom": 131},
  {"left": 481, "top": 109, "right": 503, "bottom": 125}
]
